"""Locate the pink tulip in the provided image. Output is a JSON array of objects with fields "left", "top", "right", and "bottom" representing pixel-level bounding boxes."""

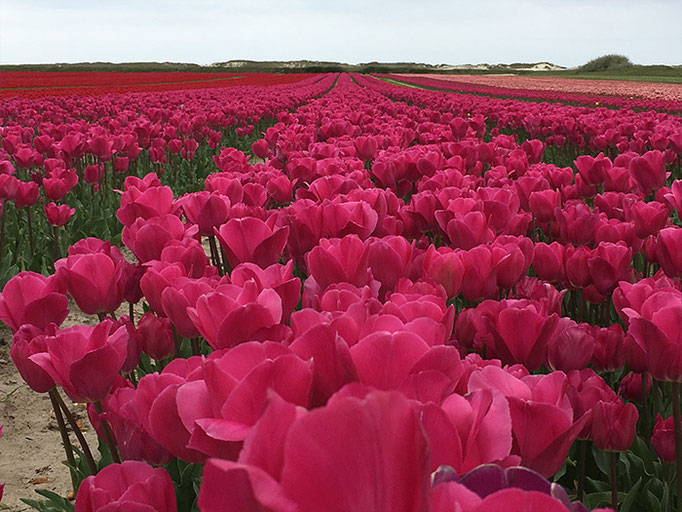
[
  {"left": 591, "top": 398, "right": 638, "bottom": 452},
  {"left": 625, "top": 288, "right": 682, "bottom": 382},
  {"left": 575, "top": 152, "right": 612, "bottom": 185},
  {"left": 178, "top": 190, "right": 231, "bottom": 236},
  {"left": 306, "top": 235, "right": 372, "bottom": 292},
  {"left": 10, "top": 324, "right": 57, "bottom": 392},
  {"left": 87, "top": 378, "right": 172, "bottom": 465},
  {"left": 14, "top": 181, "right": 40, "bottom": 209},
  {"left": 198, "top": 390, "right": 430, "bottom": 512},
  {"left": 55, "top": 252, "right": 124, "bottom": 315},
  {"left": 0, "top": 271, "right": 68, "bottom": 332},
  {"left": 482, "top": 300, "right": 559, "bottom": 371},
  {"left": 116, "top": 183, "right": 175, "bottom": 227},
  {"left": 423, "top": 388, "right": 512, "bottom": 473},
  {"left": 122, "top": 214, "right": 193, "bottom": 263},
  {"left": 29, "top": 320, "right": 128, "bottom": 402},
  {"left": 657, "top": 226, "right": 682, "bottom": 279},
  {"left": 161, "top": 277, "right": 216, "bottom": 338},
  {"left": 629, "top": 150, "right": 666, "bottom": 196},
  {"left": 469, "top": 367, "right": 589, "bottom": 477},
  {"left": 652, "top": 414, "right": 677, "bottom": 463},
  {"left": 215, "top": 215, "right": 289, "bottom": 269},
  {"left": 137, "top": 312, "right": 175, "bottom": 360},
  {"left": 229, "top": 261, "right": 301, "bottom": 323},
  {"left": 187, "top": 281, "right": 289, "bottom": 349},
  {"left": 44, "top": 202, "right": 75, "bottom": 227},
  {"left": 423, "top": 246, "right": 464, "bottom": 300},
  {"left": 75, "top": 461, "right": 176, "bottom": 512}
]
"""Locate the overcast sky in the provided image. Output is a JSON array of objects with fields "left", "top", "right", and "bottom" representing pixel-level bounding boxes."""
[{"left": 1, "top": 0, "right": 680, "bottom": 68}]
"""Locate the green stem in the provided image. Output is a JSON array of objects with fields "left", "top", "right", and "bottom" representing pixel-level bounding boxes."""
[
  {"left": 48, "top": 389, "right": 78, "bottom": 491},
  {"left": 53, "top": 225, "right": 59, "bottom": 266},
  {"left": 191, "top": 338, "right": 201, "bottom": 356},
  {"left": 577, "top": 439, "right": 587, "bottom": 501},
  {"left": 611, "top": 451, "right": 619, "bottom": 512},
  {"left": 53, "top": 390, "right": 97, "bottom": 475},
  {"left": 673, "top": 381, "right": 682, "bottom": 512},
  {"left": 642, "top": 374, "right": 651, "bottom": 445},
  {"left": 94, "top": 401, "right": 121, "bottom": 463},
  {"left": 0, "top": 203, "right": 5, "bottom": 258},
  {"left": 26, "top": 207, "right": 35, "bottom": 255}
]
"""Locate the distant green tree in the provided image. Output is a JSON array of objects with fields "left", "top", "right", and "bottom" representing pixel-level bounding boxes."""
[{"left": 579, "top": 54, "right": 633, "bottom": 72}]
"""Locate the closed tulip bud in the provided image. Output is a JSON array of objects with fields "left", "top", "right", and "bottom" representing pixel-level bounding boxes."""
[
  {"left": 657, "top": 227, "right": 682, "bottom": 279},
  {"left": 251, "top": 138, "right": 269, "bottom": 159},
  {"left": 629, "top": 150, "right": 666, "bottom": 196},
  {"left": 137, "top": 312, "right": 175, "bottom": 360},
  {"left": 547, "top": 320, "right": 595, "bottom": 372},
  {"left": 113, "top": 156, "right": 129, "bottom": 173},
  {"left": 652, "top": 414, "right": 676, "bottom": 463},
  {"left": 591, "top": 398, "right": 638, "bottom": 452},
  {"left": 55, "top": 252, "right": 124, "bottom": 315},
  {"left": 44, "top": 202, "right": 75, "bottom": 227},
  {"left": 529, "top": 189, "right": 561, "bottom": 223},
  {"left": 532, "top": 242, "right": 566, "bottom": 284},
  {"left": 10, "top": 324, "right": 57, "bottom": 392},
  {"left": 14, "top": 181, "right": 40, "bottom": 209},
  {"left": 618, "top": 372, "right": 651, "bottom": 403},
  {"left": 215, "top": 215, "right": 289, "bottom": 269}
]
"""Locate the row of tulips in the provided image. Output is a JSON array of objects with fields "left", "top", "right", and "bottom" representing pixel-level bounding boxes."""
[
  {"left": 382, "top": 73, "right": 682, "bottom": 113},
  {"left": 0, "top": 74, "right": 336, "bottom": 284},
  {"left": 394, "top": 74, "right": 682, "bottom": 103},
  {"left": 0, "top": 72, "right": 319, "bottom": 99},
  {"left": 1, "top": 72, "right": 682, "bottom": 510},
  {"left": 355, "top": 74, "right": 682, "bottom": 164}
]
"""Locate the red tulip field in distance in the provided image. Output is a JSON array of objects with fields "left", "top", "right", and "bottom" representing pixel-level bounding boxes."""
[
  {"left": 0, "top": 70, "right": 682, "bottom": 511},
  {"left": 0, "top": 71, "right": 315, "bottom": 98}
]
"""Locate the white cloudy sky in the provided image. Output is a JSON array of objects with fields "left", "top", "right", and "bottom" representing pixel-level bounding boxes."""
[{"left": 1, "top": 0, "right": 680, "bottom": 67}]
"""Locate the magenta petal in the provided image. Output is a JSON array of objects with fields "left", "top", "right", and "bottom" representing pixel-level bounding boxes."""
[
  {"left": 280, "top": 390, "right": 430, "bottom": 512},
  {"left": 198, "top": 459, "right": 299, "bottom": 512}
]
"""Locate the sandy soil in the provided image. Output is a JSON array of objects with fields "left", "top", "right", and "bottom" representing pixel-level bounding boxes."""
[
  {"left": 0, "top": 300, "right": 135, "bottom": 511},
  {"left": 0, "top": 324, "right": 94, "bottom": 511},
  {"left": 0, "top": 236, "right": 215, "bottom": 509}
]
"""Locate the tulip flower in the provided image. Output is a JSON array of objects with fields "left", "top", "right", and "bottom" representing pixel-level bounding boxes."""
[
  {"left": 629, "top": 150, "right": 666, "bottom": 196},
  {"left": 137, "top": 312, "right": 175, "bottom": 360},
  {"left": 423, "top": 389, "right": 513, "bottom": 473},
  {"left": 29, "top": 320, "right": 129, "bottom": 402},
  {"left": 10, "top": 324, "right": 57, "bottom": 392},
  {"left": 55, "top": 252, "right": 124, "bottom": 315},
  {"left": 0, "top": 271, "right": 68, "bottom": 332},
  {"left": 657, "top": 226, "right": 682, "bottom": 279},
  {"left": 591, "top": 398, "right": 638, "bottom": 452},
  {"left": 44, "top": 202, "right": 75, "bottom": 227},
  {"left": 306, "top": 235, "right": 373, "bottom": 292},
  {"left": 198, "top": 390, "right": 430, "bottom": 512},
  {"left": 87, "top": 379, "right": 172, "bottom": 465},
  {"left": 215, "top": 215, "right": 289, "bottom": 269},
  {"left": 652, "top": 414, "right": 676, "bottom": 463},
  {"left": 187, "top": 281, "right": 290, "bottom": 349},
  {"left": 469, "top": 367, "right": 589, "bottom": 477},
  {"left": 179, "top": 190, "right": 231, "bottom": 236},
  {"left": 75, "top": 461, "right": 176, "bottom": 512}
]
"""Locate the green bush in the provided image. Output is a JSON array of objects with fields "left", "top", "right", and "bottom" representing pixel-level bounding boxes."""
[{"left": 579, "top": 54, "right": 633, "bottom": 72}]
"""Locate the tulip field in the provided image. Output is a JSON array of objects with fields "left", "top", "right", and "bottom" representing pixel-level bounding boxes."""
[
  {"left": 1, "top": 70, "right": 682, "bottom": 511},
  {"left": 386, "top": 73, "right": 682, "bottom": 112}
]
